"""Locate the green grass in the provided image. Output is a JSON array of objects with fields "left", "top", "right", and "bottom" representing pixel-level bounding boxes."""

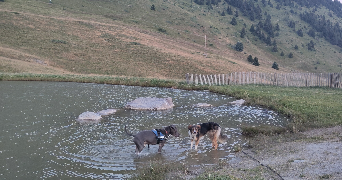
[{"left": 209, "top": 85, "right": 342, "bottom": 130}]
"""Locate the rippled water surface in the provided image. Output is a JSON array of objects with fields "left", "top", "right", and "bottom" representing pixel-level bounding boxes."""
[{"left": 0, "top": 81, "right": 289, "bottom": 179}]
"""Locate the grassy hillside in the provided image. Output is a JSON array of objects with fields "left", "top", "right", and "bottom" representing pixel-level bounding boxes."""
[{"left": 0, "top": 0, "right": 342, "bottom": 79}]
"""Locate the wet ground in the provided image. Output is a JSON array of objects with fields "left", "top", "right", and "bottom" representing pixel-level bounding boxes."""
[{"left": 191, "top": 126, "right": 342, "bottom": 180}]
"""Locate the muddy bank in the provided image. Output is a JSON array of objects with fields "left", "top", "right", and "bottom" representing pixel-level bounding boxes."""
[{"left": 221, "top": 126, "right": 342, "bottom": 179}]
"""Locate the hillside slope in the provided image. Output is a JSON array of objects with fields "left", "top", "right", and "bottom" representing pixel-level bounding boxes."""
[{"left": 0, "top": 0, "right": 342, "bottom": 79}]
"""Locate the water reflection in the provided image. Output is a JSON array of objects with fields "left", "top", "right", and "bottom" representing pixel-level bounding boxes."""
[{"left": 0, "top": 81, "right": 289, "bottom": 179}]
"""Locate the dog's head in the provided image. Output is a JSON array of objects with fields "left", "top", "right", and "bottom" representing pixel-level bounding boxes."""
[
  {"left": 188, "top": 124, "right": 201, "bottom": 135},
  {"left": 167, "top": 125, "right": 180, "bottom": 137}
]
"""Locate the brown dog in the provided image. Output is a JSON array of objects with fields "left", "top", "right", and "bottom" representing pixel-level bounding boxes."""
[{"left": 188, "top": 122, "right": 227, "bottom": 150}]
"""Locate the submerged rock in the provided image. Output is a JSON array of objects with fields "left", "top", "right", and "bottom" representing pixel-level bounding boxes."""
[
  {"left": 77, "top": 111, "right": 102, "bottom": 123},
  {"left": 193, "top": 103, "right": 213, "bottom": 107},
  {"left": 77, "top": 111, "right": 102, "bottom": 121},
  {"left": 97, "top": 109, "right": 117, "bottom": 116},
  {"left": 125, "top": 97, "right": 174, "bottom": 110},
  {"left": 230, "top": 99, "right": 245, "bottom": 105}
]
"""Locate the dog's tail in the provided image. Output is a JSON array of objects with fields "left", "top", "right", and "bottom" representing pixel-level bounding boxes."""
[
  {"left": 218, "top": 131, "right": 228, "bottom": 144},
  {"left": 124, "top": 125, "right": 135, "bottom": 137}
]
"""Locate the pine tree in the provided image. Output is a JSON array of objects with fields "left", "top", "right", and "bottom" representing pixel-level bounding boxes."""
[
  {"left": 294, "top": 45, "right": 299, "bottom": 50},
  {"left": 272, "top": 44, "right": 278, "bottom": 52},
  {"left": 288, "top": 52, "right": 294, "bottom": 58},
  {"left": 235, "top": 10, "right": 239, "bottom": 17},
  {"left": 221, "top": 11, "right": 226, "bottom": 16},
  {"left": 280, "top": 51, "right": 284, "bottom": 56},
  {"left": 240, "top": 27, "right": 246, "bottom": 38},
  {"left": 231, "top": 17, "right": 237, "bottom": 26},
  {"left": 297, "top": 29, "right": 304, "bottom": 37},
  {"left": 308, "top": 40, "right": 315, "bottom": 51},
  {"left": 250, "top": 24, "right": 255, "bottom": 33},
  {"left": 227, "top": 6, "right": 233, "bottom": 15}
]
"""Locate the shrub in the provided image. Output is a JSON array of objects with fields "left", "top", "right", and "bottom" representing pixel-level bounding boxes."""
[
  {"left": 151, "top": 4, "right": 155, "bottom": 11},
  {"left": 253, "top": 57, "right": 260, "bottom": 66},
  {"left": 288, "top": 52, "right": 294, "bottom": 58},
  {"left": 272, "top": 62, "right": 279, "bottom": 70},
  {"left": 247, "top": 55, "right": 253, "bottom": 63}
]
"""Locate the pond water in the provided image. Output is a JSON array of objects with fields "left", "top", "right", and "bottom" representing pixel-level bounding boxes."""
[{"left": 0, "top": 81, "right": 289, "bottom": 179}]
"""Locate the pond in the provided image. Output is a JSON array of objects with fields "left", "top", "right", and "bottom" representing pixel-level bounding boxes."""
[{"left": 0, "top": 81, "right": 289, "bottom": 179}]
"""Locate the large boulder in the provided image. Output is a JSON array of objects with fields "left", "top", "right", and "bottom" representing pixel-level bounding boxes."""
[{"left": 125, "top": 97, "right": 174, "bottom": 110}]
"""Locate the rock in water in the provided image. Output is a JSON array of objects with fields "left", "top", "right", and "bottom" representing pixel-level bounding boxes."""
[
  {"left": 77, "top": 111, "right": 102, "bottom": 122},
  {"left": 229, "top": 99, "right": 245, "bottom": 105},
  {"left": 125, "top": 97, "right": 174, "bottom": 110},
  {"left": 193, "top": 103, "right": 213, "bottom": 107},
  {"left": 97, "top": 109, "right": 117, "bottom": 116}
]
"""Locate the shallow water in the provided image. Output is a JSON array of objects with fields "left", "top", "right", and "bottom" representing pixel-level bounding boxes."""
[{"left": 0, "top": 81, "right": 289, "bottom": 179}]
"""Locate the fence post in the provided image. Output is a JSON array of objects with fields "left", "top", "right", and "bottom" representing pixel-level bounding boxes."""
[
  {"left": 199, "top": 74, "right": 203, "bottom": 85},
  {"left": 186, "top": 73, "right": 189, "bottom": 84}
]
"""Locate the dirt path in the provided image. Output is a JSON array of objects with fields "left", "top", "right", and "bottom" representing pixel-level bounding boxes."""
[{"left": 225, "top": 126, "right": 342, "bottom": 179}]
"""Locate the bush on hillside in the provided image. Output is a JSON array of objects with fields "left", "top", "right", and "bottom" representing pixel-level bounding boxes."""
[{"left": 235, "top": 42, "right": 243, "bottom": 52}]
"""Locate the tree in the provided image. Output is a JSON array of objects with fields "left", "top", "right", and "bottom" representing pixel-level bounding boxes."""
[
  {"left": 247, "top": 55, "right": 254, "bottom": 63},
  {"left": 266, "top": 36, "right": 272, "bottom": 45},
  {"left": 288, "top": 52, "right": 294, "bottom": 58},
  {"left": 151, "top": 4, "right": 155, "bottom": 11},
  {"left": 294, "top": 45, "right": 299, "bottom": 50},
  {"left": 308, "top": 40, "right": 315, "bottom": 51},
  {"left": 231, "top": 17, "right": 237, "bottom": 26},
  {"left": 253, "top": 57, "right": 260, "bottom": 66},
  {"left": 250, "top": 24, "right": 255, "bottom": 33},
  {"left": 235, "top": 10, "right": 239, "bottom": 17},
  {"left": 280, "top": 51, "right": 284, "bottom": 56},
  {"left": 221, "top": 11, "right": 226, "bottom": 16},
  {"left": 240, "top": 27, "right": 246, "bottom": 38},
  {"left": 297, "top": 29, "right": 304, "bottom": 37},
  {"left": 227, "top": 6, "right": 233, "bottom": 15},
  {"left": 272, "top": 62, "right": 279, "bottom": 70},
  {"left": 272, "top": 44, "right": 278, "bottom": 52},
  {"left": 308, "top": 29, "right": 316, "bottom": 38},
  {"left": 235, "top": 42, "right": 244, "bottom": 52}
]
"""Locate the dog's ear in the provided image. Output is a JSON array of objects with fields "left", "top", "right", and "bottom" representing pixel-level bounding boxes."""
[{"left": 188, "top": 125, "right": 193, "bottom": 130}]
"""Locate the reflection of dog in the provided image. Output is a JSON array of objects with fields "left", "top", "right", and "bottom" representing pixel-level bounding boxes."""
[
  {"left": 125, "top": 125, "right": 180, "bottom": 154},
  {"left": 188, "top": 122, "right": 228, "bottom": 150}
]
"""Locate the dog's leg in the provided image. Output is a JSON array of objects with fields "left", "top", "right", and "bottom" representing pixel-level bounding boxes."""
[
  {"left": 158, "top": 142, "right": 165, "bottom": 153},
  {"left": 195, "top": 139, "right": 200, "bottom": 150},
  {"left": 190, "top": 140, "right": 194, "bottom": 149}
]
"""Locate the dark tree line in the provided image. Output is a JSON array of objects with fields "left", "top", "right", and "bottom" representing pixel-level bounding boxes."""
[
  {"left": 194, "top": 0, "right": 222, "bottom": 6},
  {"left": 224, "top": 0, "right": 263, "bottom": 21},
  {"left": 300, "top": 11, "right": 342, "bottom": 47},
  {"left": 274, "top": 0, "right": 342, "bottom": 18}
]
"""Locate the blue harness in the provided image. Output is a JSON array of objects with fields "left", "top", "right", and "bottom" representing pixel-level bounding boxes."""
[{"left": 152, "top": 129, "right": 165, "bottom": 144}]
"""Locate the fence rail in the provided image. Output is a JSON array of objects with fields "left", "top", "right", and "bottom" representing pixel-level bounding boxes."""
[{"left": 186, "top": 72, "right": 342, "bottom": 88}]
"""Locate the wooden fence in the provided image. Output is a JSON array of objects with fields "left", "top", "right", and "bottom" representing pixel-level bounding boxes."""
[{"left": 186, "top": 72, "right": 342, "bottom": 88}]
